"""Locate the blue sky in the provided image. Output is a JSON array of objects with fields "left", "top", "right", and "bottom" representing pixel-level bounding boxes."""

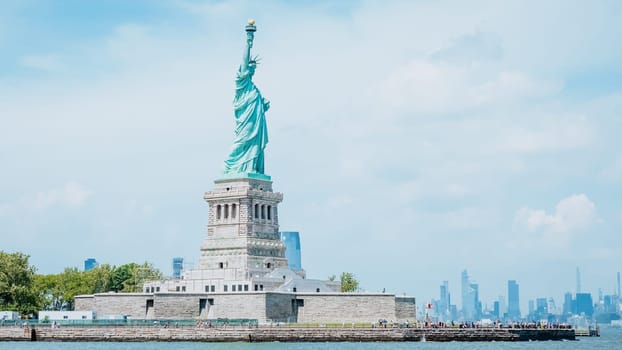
[{"left": 2, "top": 0, "right": 622, "bottom": 313}]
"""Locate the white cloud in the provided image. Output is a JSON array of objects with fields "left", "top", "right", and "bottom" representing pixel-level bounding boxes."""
[
  {"left": 495, "top": 117, "right": 593, "bottom": 154},
  {"left": 498, "top": 194, "right": 600, "bottom": 274},
  {"left": 19, "top": 54, "right": 66, "bottom": 72},
  {"left": 25, "top": 182, "right": 93, "bottom": 210},
  {"left": 430, "top": 30, "right": 504, "bottom": 64},
  {"left": 377, "top": 61, "right": 562, "bottom": 114},
  {"left": 514, "top": 194, "right": 596, "bottom": 235}
]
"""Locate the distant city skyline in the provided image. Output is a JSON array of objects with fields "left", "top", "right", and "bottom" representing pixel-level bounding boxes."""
[{"left": 430, "top": 268, "right": 621, "bottom": 321}]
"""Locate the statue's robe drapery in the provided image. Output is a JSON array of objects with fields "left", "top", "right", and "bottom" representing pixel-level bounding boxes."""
[{"left": 223, "top": 65, "right": 268, "bottom": 175}]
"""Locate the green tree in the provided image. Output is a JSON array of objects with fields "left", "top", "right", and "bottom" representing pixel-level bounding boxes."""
[
  {"left": 340, "top": 272, "right": 360, "bottom": 292},
  {"left": 111, "top": 262, "right": 163, "bottom": 292},
  {"left": 134, "top": 261, "right": 163, "bottom": 288},
  {"left": 0, "top": 251, "right": 38, "bottom": 315},
  {"left": 34, "top": 264, "right": 115, "bottom": 311},
  {"left": 85, "top": 264, "right": 113, "bottom": 294},
  {"left": 56, "top": 267, "right": 97, "bottom": 310},
  {"left": 110, "top": 263, "right": 134, "bottom": 292},
  {"left": 33, "top": 262, "right": 161, "bottom": 310},
  {"left": 7, "top": 257, "right": 164, "bottom": 312},
  {"left": 33, "top": 274, "right": 61, "bottom": 311}
]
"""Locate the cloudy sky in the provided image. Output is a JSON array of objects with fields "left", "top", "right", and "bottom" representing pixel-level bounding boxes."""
[{"left": 2, "top": 0, "right": 621, "bottom": 312}]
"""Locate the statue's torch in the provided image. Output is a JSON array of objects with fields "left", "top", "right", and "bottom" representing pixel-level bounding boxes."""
[{"left": 246, "top": 19, "right": 256, "bottom": 32}]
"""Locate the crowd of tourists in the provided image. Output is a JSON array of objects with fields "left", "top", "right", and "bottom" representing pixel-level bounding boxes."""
[
  {"left": 403, "top": 320, "right": 573, "bottom": 329},
  {"left": 367, "top": 319, "right": 575, "bottom": 329}
]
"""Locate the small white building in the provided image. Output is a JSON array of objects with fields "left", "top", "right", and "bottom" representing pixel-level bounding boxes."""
[
  {"left": 38, "top": 311, "right": 95, "bottom": 321},
  {"left": 0, "top": 311, "right": 20, "bottom": 321}
]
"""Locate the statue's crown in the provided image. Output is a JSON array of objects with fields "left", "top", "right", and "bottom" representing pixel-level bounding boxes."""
[{"left": 249, "top": 55, "right": 261, "bottom": 65}]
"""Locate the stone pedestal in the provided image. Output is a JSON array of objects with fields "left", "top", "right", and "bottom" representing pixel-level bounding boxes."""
[{"left": 199, "top": 177, "right": 288, "bottom": 281}]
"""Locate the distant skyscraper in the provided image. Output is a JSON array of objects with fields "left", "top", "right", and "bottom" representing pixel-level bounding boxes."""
[
  {"left": 493, "top": 301, "right": 500, "bottom": 318},
  {"left": 604, "top": 295, "right": 615, "bottom": 313},
  {"left": 461, "top": 270, "right": 479, "bottom": 320},
  {"left": 563, "top": 292, "right": 574, "bottom": 315},
  {"left": 575, "top": 293, "right": 593, "bottom": 316},
  {"left": 449, "top": 305, "right": 458, "bottom": 320},
  {"left": 172, "top": 257, "right": 184, "bottom": 279},
  {"left": 617, "top": 272, "right": 620, "bottom": 297},
  {"left": 507, "top": 280, "right": 520, "bottom": 320},
  {"left": 461, "top": 270, "right": 470, "bottom": 319},
  {"left": 84, "top": 258, "right": 97, "bottom": 271},
  {"left": 547, "top": 297, "right": 557, "bottom": 315},
  {"left": 472, "top": 283, "right": 482, "bottom": 319},
  {"left": 498, "top": 295, "right": 507, "bottom": 318},
  {"left": 439, "top": 281, "right": 450, "bottom": 319},
  {"left": 576, "top": 267, "right": 581, "bottom": 293},
  {"left": 536, "top": 298, "right": 548, "bottom": 316},
  {"left": 280, "top": 231, "right": 302, "bottom": 271}
]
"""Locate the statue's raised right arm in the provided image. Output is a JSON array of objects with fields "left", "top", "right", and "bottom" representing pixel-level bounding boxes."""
[{"left": 241, "top": 31, "right": 254, "bottom": 73}]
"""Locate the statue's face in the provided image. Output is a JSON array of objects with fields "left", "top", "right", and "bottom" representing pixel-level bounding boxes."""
[{"left": 249, "top": 63, "right": 256, "bottom": 76}]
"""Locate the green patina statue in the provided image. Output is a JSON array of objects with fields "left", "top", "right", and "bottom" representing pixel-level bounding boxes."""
[{"left": 223, "top": 20, "right": 271, "bottom": 180}]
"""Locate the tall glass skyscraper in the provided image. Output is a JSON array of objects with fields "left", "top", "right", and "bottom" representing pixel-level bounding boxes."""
[
  {"left": 172, "top": 257, "right": 184, "bottom": 279},
  {"left": 280, "top": 231, "right": 302, "bottom": 271},
  {"left": 507, "top": 280, "right": 521, "bottom": 320},
  {"left": 575, "top": 293, "right": 594, "bottom": 316},
  {"left": 84, "top": 258, "right": 97, "bottom": 271}
]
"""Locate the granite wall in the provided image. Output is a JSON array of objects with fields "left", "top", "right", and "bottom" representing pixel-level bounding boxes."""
[
  {"left": 74, "top": 292, "right": 411, "bottom": 324},
  {"left": 293, "top": 293, "right": 396, "bottom": 323},
  {"left": 395, "top": 296, "right": 416, "bottom": 321}
]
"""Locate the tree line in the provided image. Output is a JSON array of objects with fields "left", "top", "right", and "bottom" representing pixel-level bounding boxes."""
[
  {"left": 1, "top": 250, "right": 362, "bottom": 317},
  {"left": 0, "top": 251, "right": 162, "bottom": 317}
]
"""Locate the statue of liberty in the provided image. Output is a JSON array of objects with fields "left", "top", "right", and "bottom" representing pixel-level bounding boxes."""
[{"left": 223, "top": 20, "right": 270, "bottom": 178}]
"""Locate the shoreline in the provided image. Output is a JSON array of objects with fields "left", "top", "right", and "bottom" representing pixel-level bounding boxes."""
[{"left": 0, "top": 326, "right": 576, "bottom": 342}]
